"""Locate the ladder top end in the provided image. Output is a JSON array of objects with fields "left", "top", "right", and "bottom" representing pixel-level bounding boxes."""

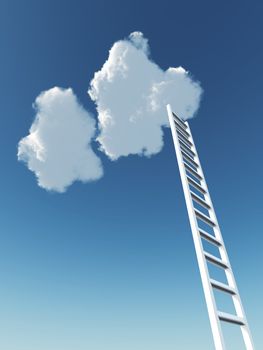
[{"left": 166, "top": 104, "right": 186, "bottom": 123}]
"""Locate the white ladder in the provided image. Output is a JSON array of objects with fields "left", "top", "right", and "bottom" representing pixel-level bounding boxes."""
[{"left": 167, "top": 104, "right": 254, "bottom": 350}]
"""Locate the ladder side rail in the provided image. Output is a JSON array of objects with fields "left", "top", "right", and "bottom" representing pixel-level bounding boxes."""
[
  {"left": 167, "top": 105, "right": 226, "bottom": 350},
  {"left": 185, "top": 121, "right": 254, "bottom": 350}
]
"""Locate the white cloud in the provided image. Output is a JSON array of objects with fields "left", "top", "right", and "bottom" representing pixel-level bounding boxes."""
[
  {"left": 128, "top": 31, "right": 149, "bottom": 55},
  {"left": 18, "top": 87, "right": 103, "bottom": 192},
  {"left": 88, "top": 31, "right": 202, "bottom": 160}
]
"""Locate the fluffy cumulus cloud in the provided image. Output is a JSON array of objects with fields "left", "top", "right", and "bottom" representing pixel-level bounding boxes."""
[
  {"left": 88, "top": 31, "right": 202, "bottom": 160},
  {"left": 18, "top": 87, "right": 103, "bottom": 192}
]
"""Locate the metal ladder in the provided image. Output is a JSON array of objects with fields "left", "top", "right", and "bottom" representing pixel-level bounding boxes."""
[{"left": 166, "top": 104, "right": 254, "bottom": 350}]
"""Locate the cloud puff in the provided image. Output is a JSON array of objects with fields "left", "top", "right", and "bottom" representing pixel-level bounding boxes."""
[
  {"left": 18, "top": 87, "right": 103, "bottom": 192},
  {"left": 88, "top": 31, "right": 202, "bottom": 160},
  {"left": 128, "top": 31, "right": 149, "bottom": 55}
]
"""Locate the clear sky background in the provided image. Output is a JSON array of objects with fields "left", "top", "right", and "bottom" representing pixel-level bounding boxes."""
[{"left": 1, "top": 0, "right": 262, "bottom": 349}]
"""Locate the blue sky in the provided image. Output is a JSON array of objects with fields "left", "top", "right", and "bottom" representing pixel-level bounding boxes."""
[{"left": 1, "top": 0, "right": 263, "bottom": 349}]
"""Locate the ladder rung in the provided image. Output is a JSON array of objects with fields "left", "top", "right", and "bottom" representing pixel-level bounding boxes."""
[
  {"left": 191, "top": 191, "right": 211, "bottom": 209},
  {"left": 182, "top": 149, "right": 195, "bottom": 162},
  {"left": 178, "top": 136, "right": 193, "bottom": 152},
  {"left": 179, "top": 140, "right": 196, "bottom": 157},
  {"left": 184, "top": 161, "right": 198, "bottom": 174},
  {"left": 199, "top": 228, "right": 222, "bottom": 246},
  {"left": 204, "top": 251, "right": 228, "bottom": 269},
  {"left": 177, "top": 130, "right": 193, "bottom": 148},
  {"left": 184, "top": 163, "right": 203, "bottom": 181},
  {"left": 172, "top": 112, "right": 187, "bottom": 130},
  {"left": 210, "top": 279, "right": 236, "bottom": 295},
  {"left": 218, "top": 311, "right": 245, "bottom": 326},
  {"left": 182, "top": 151, "right": 199, "bottom": 168},
  {"left": 187, "top": 176, "right": 206, "bottom": 194},
  {"left": 195, "top": 209, "right": 215, "bottom": 227},
  {"left": 175, "top": 121, "right": 190, "bottom": 138}
]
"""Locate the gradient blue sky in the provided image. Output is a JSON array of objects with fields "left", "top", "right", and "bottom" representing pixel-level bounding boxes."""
[{"left": 1, "top": 0, "right": 262, "bottom": 349}]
